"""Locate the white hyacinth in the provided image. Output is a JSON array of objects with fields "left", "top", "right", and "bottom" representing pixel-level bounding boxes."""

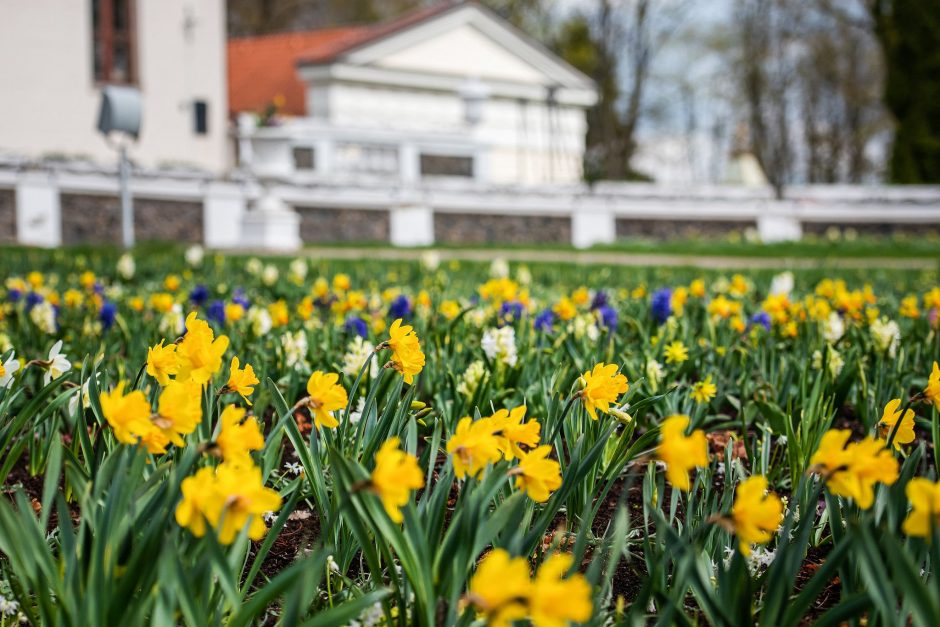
[
  {"left": 342, "top": 336, "right": 378, "bottom": 378},
  {"left": 30, "top": 301, "right": 57, "bottom": 334},
  {"left": 481, "top": 326, "right": 518, "bottom": 367},
  {"left": 289, "top": 258, "right": 308, "bottom": 282},
  {"left": 490, "top": 257, "right": 509, "bottom": 279},
  {"left": 280, "top": 330, "right": 309, "bottom": 369},
  {"left": 457, "top": 360, "right": 487, "bottom": 399}
]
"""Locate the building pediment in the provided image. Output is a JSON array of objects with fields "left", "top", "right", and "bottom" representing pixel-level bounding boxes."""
[{"left": 296, "top": 2, "right": 596, "bottom": 103}]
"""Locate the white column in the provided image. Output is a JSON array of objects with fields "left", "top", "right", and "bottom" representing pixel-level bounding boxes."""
[
  {"left": 315, "top": 138, "right": 334, "bottom": 176},
  {"left": 390, "top": 205, "right": 434, "bottom": 247},
  {"left": 571, "top": 208, "right": 615, "bottom": 249},
  {"left": 203, "top": 181, "right": 246, "bottom": 248},
  {"left": 399, "top": 143, "right": 419, "bottom": 185},
  {"left": 16, "top": 171, "right": 61, "bottom": 247}
]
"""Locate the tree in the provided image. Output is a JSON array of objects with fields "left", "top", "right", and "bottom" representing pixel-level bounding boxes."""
[{"left": 870, "top": 0, "right": 940, "bottom": 183}]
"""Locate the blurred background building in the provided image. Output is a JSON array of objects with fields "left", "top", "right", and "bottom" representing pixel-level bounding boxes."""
[{"left": 0, "top": 0, "right": 938, "bottom": 251}]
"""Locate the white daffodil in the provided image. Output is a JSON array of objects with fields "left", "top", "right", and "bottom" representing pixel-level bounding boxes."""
[
  {"left": 43, "top": 340, "right": 71, "bottom": 385},
  {"left": 0, "top": 351, "right": 21, "bottom": 388}
]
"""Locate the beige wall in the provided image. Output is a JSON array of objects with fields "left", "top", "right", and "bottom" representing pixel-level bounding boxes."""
[{"left": 0, "top": 0, "right": 229, "bottom": 173}]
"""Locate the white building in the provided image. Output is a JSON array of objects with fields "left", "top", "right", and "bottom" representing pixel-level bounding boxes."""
[
  {"left": 229, "top": 2, "right": 598, "bottom": 185},
  {"left": 0, "top": 0, "right": 229, "bottom": 173}
]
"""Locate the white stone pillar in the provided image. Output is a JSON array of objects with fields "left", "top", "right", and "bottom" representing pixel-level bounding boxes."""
[
  {"left": 16, "top": 171, "right": 61, "bottom": 247},
  {"left": 240, "top": 193, "right": 302, "bottom": 251},
  {"left": 390, "top": 205, "right": 434, "bottom": 246},
  {"left": 571, "top": 208, "right": 615, "bottom": 249},
  {"left": 315, "top": 138, "right": 334, "bottom": 176},
  {"left": 399, "top": 143, "right": 420, "bottom": 185},
  {"left": 203, "top": 181, "right": 246, "bottom": 249}
]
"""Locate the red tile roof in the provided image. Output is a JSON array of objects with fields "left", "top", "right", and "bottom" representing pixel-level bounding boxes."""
[
  {"left": 227, "top": 27, "right": 365, "bottom": 116},
  {"left": 227, "top": 2, "right": 465, "bottom": 116}
]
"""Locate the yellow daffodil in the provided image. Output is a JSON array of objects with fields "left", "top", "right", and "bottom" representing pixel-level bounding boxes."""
[
  {"left": 304, "top": 371, "right": 348, "bottom": 430},
  {"left": 164, "top": 274, "right": 181, "bottom": 292},
  {"left": 579, "top": 363, "right": 629, "bottom": 420},
  {"left": 809, "top": 429, "right": 899, "bottom": 509},
  {"left": 490, "top": 405, "right": 540, "bottom": 460},
  {"left": 879, "top": 398, "right": 916, "bottom": 449},
  {"left": 175, "top": 462, "right": 281, "bottom": 545},
  {"left": 690, "top": 375, "right": 717, "bottom": 404},
  {"left": 101, "top": 381, "right": 153, "bottom": 446},
  {"left": 902, "top": 477, "right": 940, "bottom": 538},
  {"left": 528, "top": 553, "right": 593, "bottom": 627},
  {"left": 730, "top": 475, "right": 783, "bottom": 555},
  {"left": 925, "top": 362, "right": 940, "bottom": 411},
  {"left": 663, "top": 340, "right": 689, "bottom": 364},
  {"left": 154, "top": 379, "right": 203, "bottom": 448},
  {"left": 510, "top": 445, "right": 562, "bottom": 502},
  {"left": 146, "top": 340, "right": 178, "bottom": 386},
  {"left": 176, "top": 312, "right": 230, "bottom": 385},
  {"left": 658, "top": 414, "right": 708, "bottom": 492},
  {"left": 369, "top": 437, "right": 424, "bottom": 523},
  {"left": 225, "top": 302, "right": 245, "bottom": 322},
  {"left": 439, "top": 299, "right": 462, "bottom": 320},
  {"left": 216, "top": 405, "right": 264, "bottom": 464},
  {"left": 225, "top": 356, "right": 259, "bottom": 405},
  {"left": 447, "top": 416, "right": 503, "bottom": 479},
  {"left": 552, "top": 297, "right": 577, "bottom": 321},
  {"left": 466, "top": 549, "right": 531, "bottom": 626},
  {"left": 386, "top": 318, "right": 425, "bottom": 384}
]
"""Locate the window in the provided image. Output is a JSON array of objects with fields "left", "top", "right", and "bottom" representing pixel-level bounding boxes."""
[
  {"left": 92, "top": 0, "right": 136, "bottom": 84},
  {"left": 420, "top": 154, "right": 474, "bottom": 178},
  {"left": 193, "top": 100, "right": 208, "bottom": 135},
  {"left": 293, "top": 147, "right": 316, "bottom": 171}
]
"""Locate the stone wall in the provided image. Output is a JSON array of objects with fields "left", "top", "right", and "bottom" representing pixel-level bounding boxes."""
[
  {"left": 60, "top": 194, "right": 204, "bottom": 245},
  {"left": 801, "top": 221, "right": 938, "bottom": 238},
  {"left": 0, "top": 188, "right": 15, "bottom": 244},
  {"left": 296, "top": 207, "right": 390, "bottom": 243},
  {"left": 435, "top": 212, "right": 571, "bottom": 244},
  {"left": 616, "top": 218, "right": 756, "bottom": 240}
]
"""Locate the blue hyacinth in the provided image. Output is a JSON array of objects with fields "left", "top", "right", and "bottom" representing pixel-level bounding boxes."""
[
  {"left": 388, "top": 294, "right": 412, "bottom": 320},
  {"left": 207, "top": 300, "right": 226, "bottom": 326},
  {"left": 99, "top": 301, "right": 117, "bottom": 330},
  {"left": 597, "top": 305, "right": 618, "bottom": 329},
  {"left": 189, "top": 284, "right": 209, "bottom": 306},
  {"left": 499, "top": 300, "right": 525, "bottom": 325},
  {"left": 344, "top": 316, "right": 368, "bottom": 338},
  {"left": 751, "top": 311, "right": 772, "bottom": 331},
  {"left": 591, "top": 290, "right": 609, "bottom": 310},
  {"left": 651, "top": 288, "right": 673, "bottom": 324},
  {"left": 24, "top": 291, "right": 43, "bottom": 311},
  {"left": 534, "top": 308, "right": 556, "bottom": 333}
]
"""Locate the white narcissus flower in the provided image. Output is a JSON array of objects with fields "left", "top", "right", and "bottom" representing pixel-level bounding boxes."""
[
  {"left": 280, "top": 330, "right": 308, "bottom": 370},
  {"left": 43, "top": 340, "right": 71, "bottom": 385},
  {"left": 0, "top": 351, "right": 21, "bottom": 388},
  {"left": 289, "top": 258, "right": 308, "bottom": 282},
  {"left": 262, "top": 264, "right": 279, "bottom": 286},
  {"left": 822, "top": 311, "right": 844, "bottom": 344},
  {"left": 116, "top": 253, "right": 135, "bottom": 279},
  {"left": 769, "top": 271, "right": 794, "bottom": 297},
  {"left": 420, "top": 250, "right": 440, "bottom": 271},
  {"left": 247, "top": 306, "right": 273, "bottom": 337},
  {"left": 870, "top": 317, "right": 900, "bottom": 358},
  {"left": 490, "top": 257, "right": 509, "bottom": 278},
  {"left": 184, "top": 245, "right": 205, "bottom": 267}
]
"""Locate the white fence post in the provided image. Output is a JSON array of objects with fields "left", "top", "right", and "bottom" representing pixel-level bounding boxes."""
[
  {"left": 204, "top": 181, "right": 246, "bottom": 249},
  {"left": 390, "top": 205, "right": 434, "bottom": 246},
  {"left": 16, "top": 171, "right": 61, "bottom": 247},
  {"left": 571, "top": 207, "right": 615, "bottom": 249}
]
